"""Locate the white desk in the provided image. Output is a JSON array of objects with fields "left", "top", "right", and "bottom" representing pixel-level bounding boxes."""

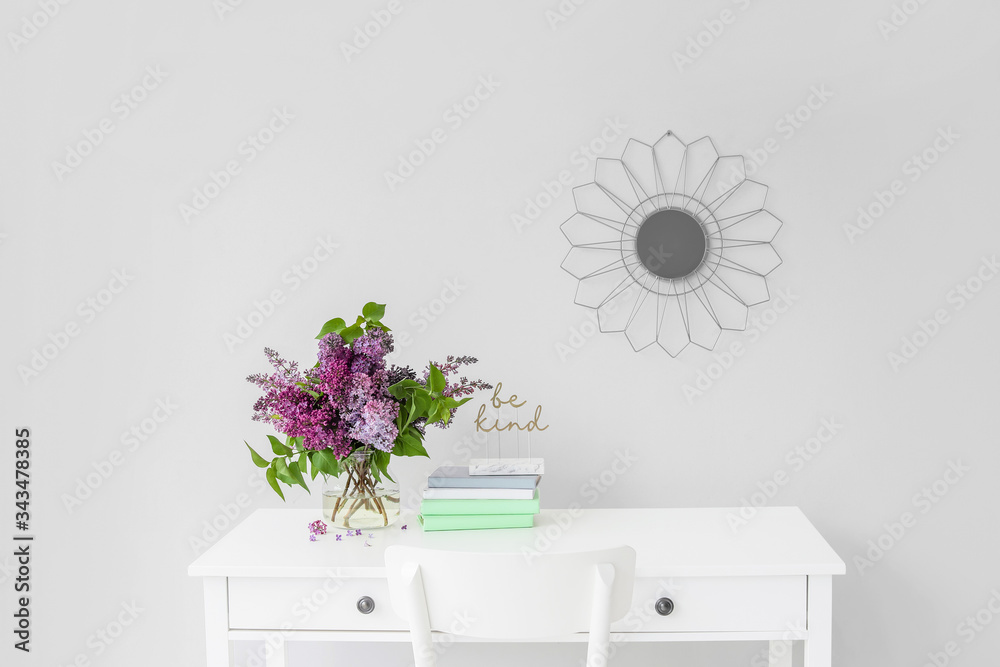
[{"left": 188, "top": 507, "right": 844, "bottom": 667}]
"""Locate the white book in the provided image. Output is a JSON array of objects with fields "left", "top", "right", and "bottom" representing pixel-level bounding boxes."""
[{"left": 421, "top": 486, "right": 537, "bottom": 500}]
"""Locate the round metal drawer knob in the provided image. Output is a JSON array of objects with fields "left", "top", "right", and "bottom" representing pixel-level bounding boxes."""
[
  {"left": 655, "top": 597, "right": 674, "bottom": 616},
  {"left": 356, "top": 596, "right": 375, "bottom": 614}
]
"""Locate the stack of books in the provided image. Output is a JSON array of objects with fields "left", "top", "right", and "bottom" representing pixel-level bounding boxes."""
[{"left": 418, "top": 466, "right": 541, "bottom": 531}]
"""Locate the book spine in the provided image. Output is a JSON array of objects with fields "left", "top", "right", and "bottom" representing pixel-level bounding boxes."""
[
  {"left": 422, "top": 488, "right": 535, "bottom": 500},
  {"left": 420, "top": 493, "right": 540, "bottom": 516},
  {"left": 427, "top": 477, "right": 537, "bottom": 489},
  {"left": 419, "top": 514, "right": 534, "bottom": 531}
]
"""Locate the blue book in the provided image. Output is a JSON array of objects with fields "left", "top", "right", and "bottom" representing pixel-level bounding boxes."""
[{"left": 427, "top": 466, "right": 540, "bottom": 490}]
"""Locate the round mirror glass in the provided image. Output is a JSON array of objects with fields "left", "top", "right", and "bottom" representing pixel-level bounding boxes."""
[{"left": 634, "top": 209, "right": 707, "bottom": 279}]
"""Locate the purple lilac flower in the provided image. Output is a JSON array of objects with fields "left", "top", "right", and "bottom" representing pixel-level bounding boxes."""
[
  {"left": 248, "top": 340, "right": 356, "bottom": 453},
  {"left": 249, "top": 319, "right": 488, "bottom": 463},
  {"left": 329, "top": 422, "right": 353, "bottom": 459},
  {"left": 386, "top": 365, "right": 416, "bottom": 387},
  {"left": 248, "top": 349, "right": 307, "bottom": 424},
  {"left": 347, "top": 398, "right": 399, "bottom": 452},
  {"left": 335, "top": 534, "right": 342, "bottom": 541},
  {"left": 349, "top": 329, "right": 391, "bottom": 375},
  {"left": 345, "top": 373, "right": 374, "bottom": 414},
  {"left": 249, "top": 351, "right": 339, "bottom": 451},
  {"left": 315, "top": 333, "right": 352, "bottom": 399},
  {"left": 354, "top": 328, "right": 393, "bottom": 359}
]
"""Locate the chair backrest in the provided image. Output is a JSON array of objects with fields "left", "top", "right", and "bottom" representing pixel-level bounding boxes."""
[{"left": 385, "top": 545, "right": 635, "bottom": 667}]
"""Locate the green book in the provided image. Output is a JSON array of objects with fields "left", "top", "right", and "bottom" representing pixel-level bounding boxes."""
[
  {"left": 420, "top": 490, "right": 540, "bottom": 516},
  {"left": 418, "top": 513, "right": 535, "bottom": 532}
]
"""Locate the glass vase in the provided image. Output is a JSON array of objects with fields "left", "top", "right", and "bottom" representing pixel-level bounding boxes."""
[{"left": 321, "top": 449, "right": 400, "bottom": 529}]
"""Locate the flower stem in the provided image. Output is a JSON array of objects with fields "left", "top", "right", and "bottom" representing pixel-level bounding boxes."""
[
  {"left": 332, "top": 452, "right": 390, "bottom": 527},
  {"left": 333, "top": 469, "right": 357, "bottom": 523}
]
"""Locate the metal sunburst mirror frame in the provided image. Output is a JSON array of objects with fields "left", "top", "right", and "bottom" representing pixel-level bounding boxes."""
[{"left": 560, "top": 131, "right": 783, "bottom": 357}]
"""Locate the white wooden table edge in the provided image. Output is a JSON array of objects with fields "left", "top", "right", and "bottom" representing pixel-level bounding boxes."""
[
  {"left": 188, "top": 563, "right": 846, "bottom": 577},
  {"left": 192, "top": 507, "right": 843, "bottom": 667}
]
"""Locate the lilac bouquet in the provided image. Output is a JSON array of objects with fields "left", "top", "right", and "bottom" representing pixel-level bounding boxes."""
[{"left": 245, "top": 302, "right": 490, "bottom": 518}]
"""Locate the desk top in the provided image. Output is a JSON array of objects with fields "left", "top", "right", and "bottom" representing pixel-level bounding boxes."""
[{"left": 188, "top": 507, "right": 845, "bottom": 579}]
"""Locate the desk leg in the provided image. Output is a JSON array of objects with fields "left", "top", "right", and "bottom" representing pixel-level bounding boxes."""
[
  {"left": 204, "top": 577, "right": 234, "bottom": 667},
  {"left": 804, "top": 575, "right": 832, "bottom": 667},
  {"left": 768, "top": 640, "right": 793, "bottom": 667},
  {"left": 266, "top": 634, "right": 288, "bottom": 667}
]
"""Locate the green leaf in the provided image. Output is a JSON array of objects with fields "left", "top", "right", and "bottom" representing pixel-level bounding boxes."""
[
  {"left": 245, "top": 442, "right": 271, "bottom": 468},
  {"left": 315, "top": 317, "right": 347, "bottom": 340},
  {"left": 427, "top": 364, "right": 446, "bottom": 393},
  {"left": 294, "top": 382, "right": 321, "bottom": 399},
  {"left": 391, "top": 431, "right": 408, "bottom": 456},
  {"left": 362, "top": 302, "right": 386, "bottom": 322},
  {"left": 274, "top": 458, "right": 295, "bottom": 485},
  {"left": 426, "top": 402, "right": 446, "bottom": 424},
  {"left": 405, "top": 435, "right": 429, "bottom": 458},
  {"left": 308, "top": 452, "right": 320, "bottom": 480},
  {"left": 392, "top": 427, "right": 430, "bottom": 458},
  {"left": 442, "top": 396, "right": 472, "bottom": 409},
  {"left": 290, "top": 436, "right": 304, "bottom": 451},
  {"left": 268, "top": 435, "right": 292, "bottom": 457},
  {"left": 340, "top": 323, "right": 364, "bottom": 344},
  {"left": 287, "top": 460, "right": 310, "bottom": 493},
  {"left": 413, "top": 392, "right": 432, "bottom": 417},
  {"left": 371, "top": 450, "right": 395, "bottom": 483},
  {"left": 265, "top": 466, "right": 286, "bottom": 501},
  {"left": 388, "top": 378, "right": 422, "bottom": 400},
  {"left": 312, "top": 449, "right": 341, "bottom": 477}
]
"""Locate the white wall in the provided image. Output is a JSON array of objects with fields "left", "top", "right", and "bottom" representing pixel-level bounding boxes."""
[{"left": 4, "top": 1, "right": 1000, "bottom": 665}]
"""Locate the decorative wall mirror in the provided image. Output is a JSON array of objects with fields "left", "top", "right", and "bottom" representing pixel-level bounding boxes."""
[{"left": 560, "top": 131, "right": 783, "bottom": 356}]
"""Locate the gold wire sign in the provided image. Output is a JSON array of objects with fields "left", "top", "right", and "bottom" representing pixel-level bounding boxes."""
[{"left": 470, "top": 382, "right": 546, "bottom": 475}]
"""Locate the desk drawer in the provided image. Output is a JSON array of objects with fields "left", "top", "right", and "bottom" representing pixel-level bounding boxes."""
[
  {"left": 613, "top": 576, "right": 806, "bottom": 633},
  {"left": 229, "top": 575, "right": 806, "bottom": 633},
  {"left": 229, "top": 577, "right": 407, "bottom": 631}
]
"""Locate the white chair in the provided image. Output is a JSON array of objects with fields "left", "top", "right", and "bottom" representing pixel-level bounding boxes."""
[{"left": 384, "top": 545, "right": 636, "bottom": 667}]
